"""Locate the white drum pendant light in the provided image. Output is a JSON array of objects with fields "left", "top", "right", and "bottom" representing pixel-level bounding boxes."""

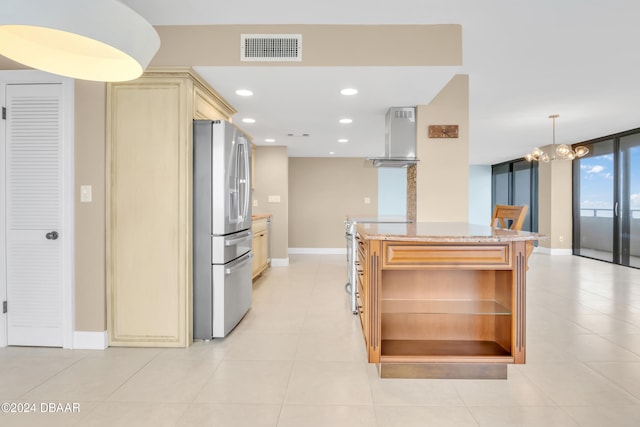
[{"left": 0, "top": 0, "right": 160, "bottom": 82}]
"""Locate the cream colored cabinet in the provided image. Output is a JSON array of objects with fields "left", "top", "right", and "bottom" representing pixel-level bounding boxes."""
[
  {"left": 252, "top": 217, "right": 270, "bottom": 279},
  {"left": 107, "top": 68, "right": 236, "bottom": 347}
]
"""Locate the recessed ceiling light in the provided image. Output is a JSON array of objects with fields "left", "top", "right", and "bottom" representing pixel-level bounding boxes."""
[
  {"left": 338, "top": 139, "right": 348, "bottom": 143},
  {"left": 339, "top": 118, "right": 353, "bottom": 124},
  {"left": 340, "top": 88, "right": 358, "bottom": 96},
  {"left": 242, "top": 118, "right": 256, "bottom": 123},
  {"left": 235, "top": 89, "right": 253, "bottom": 96},
  {"left": 329, "top": 151, "right": 335, "bottom": 155},
  {"left": 265, "top": 138, "right": 275, "bottom": 143}
]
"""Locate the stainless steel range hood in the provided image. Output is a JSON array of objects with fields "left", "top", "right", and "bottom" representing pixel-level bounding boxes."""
[{"left": 369, "top": 107, "right": 418, "bottom": 168}]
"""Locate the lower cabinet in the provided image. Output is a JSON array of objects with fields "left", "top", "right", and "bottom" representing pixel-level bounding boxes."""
[{"left": 252, "top": 217, "right": 270, "bottom": 279}]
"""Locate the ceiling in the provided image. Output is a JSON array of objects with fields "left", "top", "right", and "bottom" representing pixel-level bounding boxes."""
[{"left": 122, "top": 0, "right": 640, "bottom": 165}]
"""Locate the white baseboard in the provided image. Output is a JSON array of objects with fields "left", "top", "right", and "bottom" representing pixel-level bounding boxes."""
[
  {"left": 271, "top": 258, "right": 289, "bottom": 267},
  {"left": 536, "top": 247, "right": 573, "bottom": 256},
  {"left": 73, "top": 331, "right": 108, "bottom": 350},
  {"left": 288, "top": 248, "right": 347, "bottom": 255}
]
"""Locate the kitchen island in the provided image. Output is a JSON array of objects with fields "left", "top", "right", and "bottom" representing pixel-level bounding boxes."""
[{"left": 354, "top": 222, "right": 541, "bottom": 379}]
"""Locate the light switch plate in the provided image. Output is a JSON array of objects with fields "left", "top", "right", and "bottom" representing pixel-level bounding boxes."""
[
  {"left": 268, "top": 195, "right": 281, "bottom": 203},
  {"left": 80, "top": 185, "right": 92, "bottom": 203},
  {"left": 253, "top": 199, "right": 258, "bottom": 207},
  {"left": 364, "top": 197, "right": 371, "bottom": 204}
]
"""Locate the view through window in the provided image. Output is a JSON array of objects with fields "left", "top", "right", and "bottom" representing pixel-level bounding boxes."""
[
  {"left": 573, "top": 130, "right": 640, "bottom": 268},
  {"left": 491, "top": 160, "right": 538, "bottom": 233}
]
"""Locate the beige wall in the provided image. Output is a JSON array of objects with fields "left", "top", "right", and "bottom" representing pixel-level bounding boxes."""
[
  {"left": 253, "top": 146, "right": 289, "bottom": 260},
  {"left": 289, "top": 158, "right": 377, "bottom": 248},
  {"left": 538, "top": 151, "right": 573, "bottom": 251},
  {"left": 416, "top": 75, "right": 469, "bottom": 222},
  {"left": 74, "top": 81, "right": 107, "bottom": 331},
  {"left": 153, "top": 25, "right": 461, "bottom": 67},
  {"left": 0, "top": 57, "right": 24, "bottom": 70}
]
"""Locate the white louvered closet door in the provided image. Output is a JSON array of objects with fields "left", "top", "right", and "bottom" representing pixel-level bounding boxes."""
[{"left": 5, "top": 83, "right": 63, "bottom": 347}]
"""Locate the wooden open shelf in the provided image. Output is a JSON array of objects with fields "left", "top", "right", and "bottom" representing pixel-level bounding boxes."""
[
  {"left": 382, "top": 339, "right": 511, "bottom": 358},
  {"left": 379, "top": 339, "right": 514, "bottom": 378},
  {"left": 382, "top": 299, "right": 511, "bottom": 315}
]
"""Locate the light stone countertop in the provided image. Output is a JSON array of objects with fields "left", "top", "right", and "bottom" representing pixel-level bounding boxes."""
[
  {"left": 345, "top": 215, "right": 413, "bottom": 223},
  {"left": 357, "top": 222, "right": 544, "bottom": 243},
  {"left": 252, "top": 213, "right": 272, "bottom": 221}
]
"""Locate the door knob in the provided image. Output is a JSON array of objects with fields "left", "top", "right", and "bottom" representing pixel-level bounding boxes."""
[{"left": 46, "top": 231, "right": 59, "bottom": 240}]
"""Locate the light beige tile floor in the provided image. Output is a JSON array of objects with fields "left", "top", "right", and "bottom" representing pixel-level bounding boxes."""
[{"left": 1, "top": 253, "right": 640, "bottom": 426}]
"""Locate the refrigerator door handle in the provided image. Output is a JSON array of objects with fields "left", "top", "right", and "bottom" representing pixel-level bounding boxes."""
[
  {"left": 225, "top": 252, "right": 253, "bottom": 275},
  {"left": 239, "top": 138, "right": 251, "bottom": 222},
  {"left": 224, "top": 231, "right": 253, "bottom": 246}
]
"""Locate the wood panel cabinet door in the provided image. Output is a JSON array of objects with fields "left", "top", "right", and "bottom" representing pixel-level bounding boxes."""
[
  {"left": 259, "top": 231, "right": 269, "bottom": 271},
  {"left": 252, "top": 234, "right": 261, "bottom": 277},
  {"left": 252, "top": 218, "right": 268, "bottom": 279},
  {"left": 107, "top": 78, "right": 191, "bottom": 347}
]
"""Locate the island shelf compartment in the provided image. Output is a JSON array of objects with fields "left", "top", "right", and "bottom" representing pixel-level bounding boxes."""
[{"left": 379, "top": 268, "right": 515, "bottom": 363}]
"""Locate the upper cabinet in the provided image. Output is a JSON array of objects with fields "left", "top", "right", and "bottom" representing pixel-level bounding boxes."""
[
  {"left": 194, "top": 84, "right": 231, "bottom": 121},
  {"left": 106, "top": 68, "right": 236, "bottom": 347}
]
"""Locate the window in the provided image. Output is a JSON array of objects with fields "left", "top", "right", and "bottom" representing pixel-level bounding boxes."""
[
  {"left": 573, "top": 128, "right": 640, "bottom": 268},
  {"left": 491, "top": 159, "right": 538, "bottom": 232}
]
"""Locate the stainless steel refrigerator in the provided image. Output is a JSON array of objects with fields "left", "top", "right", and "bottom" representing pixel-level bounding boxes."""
[{"left": 193, "top": 120, "right": 252, "bottom": 339}]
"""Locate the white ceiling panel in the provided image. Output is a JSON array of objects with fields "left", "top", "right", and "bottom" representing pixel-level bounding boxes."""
[{"left": 123, "top": 0, "right": 640, "bottom": 164}]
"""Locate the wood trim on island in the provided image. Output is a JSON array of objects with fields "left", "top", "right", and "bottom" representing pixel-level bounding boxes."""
[{"left": 355, "top": 222, "right": 540, "bottom": 379}]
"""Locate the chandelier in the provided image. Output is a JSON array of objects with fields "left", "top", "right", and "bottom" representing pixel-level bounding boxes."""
[{"left": 525, "top": 114, "right": 589, "bottom": 162}]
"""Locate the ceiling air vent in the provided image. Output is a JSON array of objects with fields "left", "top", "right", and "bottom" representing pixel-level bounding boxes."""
[
  {"left": 393, "top": 108, "right": 414, "bottom": 120},
  {"left": 241, "top": 34, "right": 302, "bottom": 62}
]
